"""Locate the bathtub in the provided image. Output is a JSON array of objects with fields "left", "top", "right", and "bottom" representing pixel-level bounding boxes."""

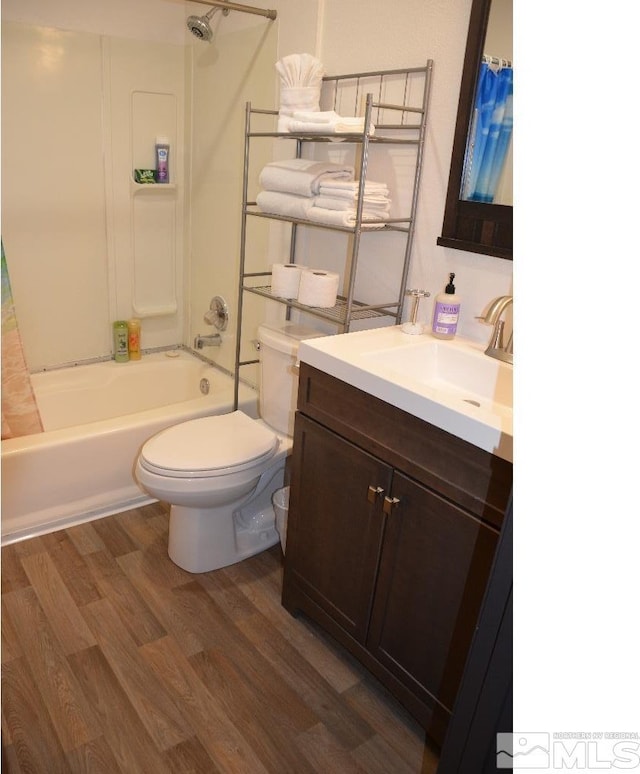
[{"left": 1, "top": 350, "right": 258, "bottom": 545}]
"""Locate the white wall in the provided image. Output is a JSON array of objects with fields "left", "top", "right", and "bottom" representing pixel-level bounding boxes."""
[{"left": 1, "top": 0, "right": 188, "bottom": 44}]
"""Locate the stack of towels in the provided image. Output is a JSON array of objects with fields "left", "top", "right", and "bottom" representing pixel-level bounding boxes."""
[
  {"left": 274, "top": 55, "right": 373, "bottom": 136},
  {"left": 256, "top": 158, "right": 391, "bottom": 229},
  {"left": 311, "top": 179, "right": 390, "bottom": 228}
]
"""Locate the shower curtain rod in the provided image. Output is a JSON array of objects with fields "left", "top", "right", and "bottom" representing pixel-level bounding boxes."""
[
  {"left": 196, "top": 0, "right": 277, "bottom": 20},
  {"left": 482, "top": 54, "right": 512, "bottom": 68}
]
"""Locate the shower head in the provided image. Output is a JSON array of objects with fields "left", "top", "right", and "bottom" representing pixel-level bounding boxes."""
[{"left": 187, "top": 7, "right": 227, "bottom": 42}]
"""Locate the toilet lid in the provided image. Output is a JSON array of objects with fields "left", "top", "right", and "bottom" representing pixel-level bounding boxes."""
[{"left": 139, "top": 411, "right": 278, "bottom": 478}]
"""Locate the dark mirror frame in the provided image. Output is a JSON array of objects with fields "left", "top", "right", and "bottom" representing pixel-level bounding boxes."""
[{"left": 437, "top": 0, "right": 512, "bottom": 260}]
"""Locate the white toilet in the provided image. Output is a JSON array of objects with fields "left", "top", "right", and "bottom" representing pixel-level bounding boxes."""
[{"left": 135, "top": 323, "right": 321, "bottom": 573}]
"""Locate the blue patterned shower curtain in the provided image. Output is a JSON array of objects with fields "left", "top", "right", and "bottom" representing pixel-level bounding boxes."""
[{"left": 461, "top": 62, "right": 513, "bottom": 203}]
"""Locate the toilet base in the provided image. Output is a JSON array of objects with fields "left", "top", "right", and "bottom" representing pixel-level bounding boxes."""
[{"left": 167, "top": 463, "right": 284, "bottom": 573}]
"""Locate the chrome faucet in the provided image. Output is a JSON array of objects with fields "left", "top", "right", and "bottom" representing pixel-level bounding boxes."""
[
  {"left": 193, "top": 333, "right": 222, "bottom": 349},
  {"left": 479, "top": 295, "right": 513, "bottom": 364}
]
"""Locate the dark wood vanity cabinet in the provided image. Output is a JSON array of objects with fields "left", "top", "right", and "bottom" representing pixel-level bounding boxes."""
[
  {"left": 282, "top": 414, "right": 392, "bottom": 643},
  {"left": 367, "top": 471, "right": 499, "bottom": 714},
  {"left": 282, "top": 364, "right": 512, "bottom": 746}
]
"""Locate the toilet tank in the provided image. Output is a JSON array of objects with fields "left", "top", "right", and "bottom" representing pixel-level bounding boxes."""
[{"left": 258, "top": 323, "right": 324, "bottom": 436}]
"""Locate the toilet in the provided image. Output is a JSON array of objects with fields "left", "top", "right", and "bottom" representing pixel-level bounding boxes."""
[{"left": 135, "top": 323, "right": 322, "bottom": 573}]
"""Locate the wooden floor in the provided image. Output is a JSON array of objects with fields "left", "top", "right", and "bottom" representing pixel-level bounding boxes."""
[{"left": 1, "top": 502, "right": 439, "bottom": 773}]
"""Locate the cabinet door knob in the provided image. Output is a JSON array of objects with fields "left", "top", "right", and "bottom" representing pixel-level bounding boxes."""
[
  {"left": 383, "top": 496, "right": 400, "bottom": 515},
  {"left": 367, "top": 485, "right": 385, "bottom": 503}
]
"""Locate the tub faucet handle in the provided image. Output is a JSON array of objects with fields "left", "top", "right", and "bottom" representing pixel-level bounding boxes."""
[
  {"left": 194, "top": 333, "right": 222, "bottom": 349},
  {"left": 204, "top": 296, "right": 229, "bottom": 331}
]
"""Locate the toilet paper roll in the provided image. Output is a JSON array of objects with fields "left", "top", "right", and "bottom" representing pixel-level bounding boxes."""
[
  {"left": 271, "top": 263, "right": 307, "bottom": 298},
  {"left": 297, "top": 269, "right": 340, "bottom": 308}
]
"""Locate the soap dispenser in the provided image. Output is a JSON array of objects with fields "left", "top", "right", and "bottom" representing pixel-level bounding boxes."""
[{"left": 432, "top": 273, "right": 460, "bottom": 339}]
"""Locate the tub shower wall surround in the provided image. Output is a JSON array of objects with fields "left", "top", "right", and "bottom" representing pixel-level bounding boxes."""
[
  {"left": 1, "top": 23, "right": 186, "bottom": 371},
  {"left": 1, "top": 351, "right": 258, "bottom": 545}
]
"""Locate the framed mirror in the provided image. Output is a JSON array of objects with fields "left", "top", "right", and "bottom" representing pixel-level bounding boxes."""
[{"left": 438, "top": 0, "right": 513, "bottom": 260}]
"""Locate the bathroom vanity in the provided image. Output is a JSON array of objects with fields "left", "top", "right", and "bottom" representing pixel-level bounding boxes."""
[{"left": 281, "top": 328, "right": 513, "bottom": 746}]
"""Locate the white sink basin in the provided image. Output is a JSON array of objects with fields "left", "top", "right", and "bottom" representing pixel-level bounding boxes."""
[
  {"left": 361, "top": 338, "right": 512, "bottom": 411},
  {"left": 298, "top": 326, "right": 513, "bottom": 462}
]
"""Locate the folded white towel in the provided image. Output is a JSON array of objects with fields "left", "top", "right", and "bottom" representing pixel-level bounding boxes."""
[
  {"left": 277, "top": 115, "right": 295, "bottom": 133},
  {"left": 314, "top": 195, "right": 391, "bottom": 214},
  {"left": 256, "top": 191, "right": 316, "bottom": 219},
  {"left": 319, "top": 180, "right": 389, "bottom": 196},
  {"left": 291, "top": 110, "right": 341, "bottom": 123},
  {"left": 287, "top": 118, "right": 374, "bottom": 136},
  {"left": 259, "top": 158, "right": 354, "bottom": 197},
  {"left": 306, "top": 206, "right": 388, "bottom": 229},
  {"left": 285, "top": 109, "right": 373, "bottom": 134}
]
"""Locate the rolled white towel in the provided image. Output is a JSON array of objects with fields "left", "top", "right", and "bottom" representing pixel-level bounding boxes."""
[
  {"left": 306, "top": 206, "right": 389, "bottom": 229},
  {"left": 314, "top": 195, "right": 391, "bottom": 214},
  {"left": 259, "top": 158, "right": 354, "bottom": 197},
  {"left": 256, "top": 191, "right": 315, "bottom": 220}
]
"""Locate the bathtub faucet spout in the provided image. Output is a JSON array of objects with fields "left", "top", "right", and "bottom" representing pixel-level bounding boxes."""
[{"left": 194, "top": 334, "right": 222, "bottom": 349}]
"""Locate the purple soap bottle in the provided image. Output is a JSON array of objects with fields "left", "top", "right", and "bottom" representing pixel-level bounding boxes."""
[{"left": 432, "top": 273, "right": 460, "bottom": 340}]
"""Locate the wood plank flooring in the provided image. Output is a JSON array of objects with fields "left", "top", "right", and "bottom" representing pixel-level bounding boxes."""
[{"left": 1, "top": 502, "right": 439, "bottom": 773}]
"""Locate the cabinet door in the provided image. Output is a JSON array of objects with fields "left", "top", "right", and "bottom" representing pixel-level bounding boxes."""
[
  {"left": 284, "top": 415, "right": 392, "bottom": 643},
  {"left": 368, "top": 472, "right": 499, "bottom": 713}
]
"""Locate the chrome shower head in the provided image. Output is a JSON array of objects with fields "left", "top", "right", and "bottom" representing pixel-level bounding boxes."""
[{"left": 186, "top": 7, "right": 222, "bottom": 42}]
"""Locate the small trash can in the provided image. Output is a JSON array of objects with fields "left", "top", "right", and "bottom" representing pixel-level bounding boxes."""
[{"left": 272, "top": 486, "right": 289, "bottom": 554}]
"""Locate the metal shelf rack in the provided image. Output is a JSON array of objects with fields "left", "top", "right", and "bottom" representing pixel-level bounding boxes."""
[{"left": 234, "top": 62, "right": 433, "bottom": 408}]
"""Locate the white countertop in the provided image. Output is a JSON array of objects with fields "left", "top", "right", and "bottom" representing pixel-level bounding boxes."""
[{"left": 298, "top": 325, "right": 513, "bottom": 463}]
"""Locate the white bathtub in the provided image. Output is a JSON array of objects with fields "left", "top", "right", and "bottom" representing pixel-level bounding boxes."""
[{"left": 1, "top": 350, "right": 257, "bottom": 545}]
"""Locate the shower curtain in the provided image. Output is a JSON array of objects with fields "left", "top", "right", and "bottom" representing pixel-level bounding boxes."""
[
  {"left": 461, "top": 62, "right": 513, "bottom": 203},
  {"left": 1, "top": 240, "right": 43, "bottom": 439}
]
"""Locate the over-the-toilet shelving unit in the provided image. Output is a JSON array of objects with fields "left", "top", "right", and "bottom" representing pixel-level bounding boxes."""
[{"left": 233, "top": 62, "right": 434, "bottom": 409}]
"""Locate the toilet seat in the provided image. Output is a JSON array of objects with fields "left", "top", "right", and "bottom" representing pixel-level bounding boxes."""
[{"left": 139, "top": 410, "right": 278, "bottom": 479}]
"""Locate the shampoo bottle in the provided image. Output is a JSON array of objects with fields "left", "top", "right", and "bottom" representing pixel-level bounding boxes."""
[
  {"left": 432, "top": 273, "right": 460, "bottom": 339},
  {"left": 113, "top": 321, "right": 129, "bottom": 362},
  {"left": 155, "top": 136, "right": 170, "bottom": 183},
  {"left": 128, "top": 318, "right": 141, "bottom": 360}
]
